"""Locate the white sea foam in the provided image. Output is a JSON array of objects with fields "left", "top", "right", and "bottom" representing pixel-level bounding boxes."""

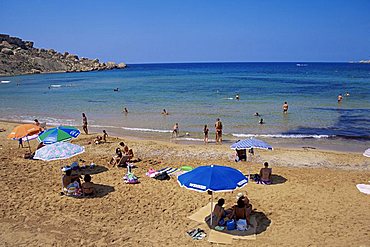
[
  {"left": 232, "top": 133, "right": 332, "bottom": 139},
  {"left": 50, "top": 84, "right": 62, "bottom": 88},
  {"left": 90, "top": 124, "right": 121, "bottom": 129},
  {"left": 1, "top": 80, "right": 10, "bottom": 84},
  {"left": 122, "top": 127, "right": 172, "bottom": 133}
]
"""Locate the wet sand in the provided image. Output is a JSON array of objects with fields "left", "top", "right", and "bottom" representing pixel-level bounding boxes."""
[{"left": 0, "top": 121, "right": 369, "bottom": 246}]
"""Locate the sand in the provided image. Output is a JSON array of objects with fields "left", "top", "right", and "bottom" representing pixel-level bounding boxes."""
[{"left": 0, "top": 121, "right": 369, "bottom": 246}]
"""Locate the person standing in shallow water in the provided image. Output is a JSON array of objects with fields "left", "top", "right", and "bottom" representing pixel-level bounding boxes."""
[
  {"left": 215, "top": 118, "right": 223, "bottom": 144},
  {"left": 82, "top": 113, "right": 88, "bottom": 135},
  {"left": 203, "top": 124, "right": 209, "bottom": 144},
  {"left": 283, "top": 102, "right": 289, "bottom": 113},
  {"left": 338, "top": 94, "right": 343, "bottom": 102}
]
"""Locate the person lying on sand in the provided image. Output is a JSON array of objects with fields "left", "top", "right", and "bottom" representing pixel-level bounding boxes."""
[
  {"left": 259, "top": 162, "right": 272, "bottom": 184},
  {"left": 0, "top": 128, "right": 6, "bottom": 132},
  {"left": 82, "top": 174, "right": 96, "bottom": 196}
]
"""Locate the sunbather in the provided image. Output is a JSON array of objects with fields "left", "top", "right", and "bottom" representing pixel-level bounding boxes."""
[
  {"left": 94, "top": 135, "right": 103, "bottom": 144},
  {"left": 213, "top": 198, "right": 231, "bottom": 226},
  {"left": 82, "top": 174, "right": 96, "bottom": 196},
  {"left": 230, "top": 197, "right": 250, "bottom": 225},
  {"left": 259, "top": 162, "right": 272, "bottom": 184},
  {"left": 236, "top": 193, "right": 252, "bottom": 224},
  {"left": 109, "top": 148, "right": 123, "bottom": 166},
  {"left": 62, "top": 169, "right": 81, "bottom": 189}
]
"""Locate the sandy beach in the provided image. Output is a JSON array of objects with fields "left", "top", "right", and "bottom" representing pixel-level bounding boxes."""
[{"left": 0, "top": 121, "right": 369, "bottom": 246}]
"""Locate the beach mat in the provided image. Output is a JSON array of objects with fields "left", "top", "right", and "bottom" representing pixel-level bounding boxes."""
[
  {"left": 157, "top": 167, "right": 181, "bottom": 176},
  {"left": 208, "top": 230, "right": 233, "bottom": 244},
  {"left": 356, "top": 184, "right": 370, "bottom": 195},
  {"left": 188, "top": 202, "right": 214, "bottom": 223}
]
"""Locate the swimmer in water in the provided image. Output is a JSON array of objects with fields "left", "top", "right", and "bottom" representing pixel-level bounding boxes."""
[
  {"left": 254, "top": 112, "right": 260, "bottom": 116},
  {"left": 345, "top": 92, "right": 350, "bottom": 97},
  {"left": 338, "top": 94, "right": 343, "bottom": 102},
  {"left": 259, "top": 118, "right": 264, "bottom": 124},
  {"left": 235, "top": 94, "right": 240, "bottom": 100},
  {"left": 123, "top": 107, "right": 128, "bottom": 113},
  {"left": 283, "top": 102, "right": 289, "bottom": 113}
]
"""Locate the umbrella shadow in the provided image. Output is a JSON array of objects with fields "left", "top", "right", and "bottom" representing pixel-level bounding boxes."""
[
  {"left": 253, "top": 211, "right": 272, "bottom": 234},
  {"left": 79, "top": 165, "right": 109, "bottom": 175},
  {"left": 74, "top": 184, "right": 115, "bottom": 199},
  {"left": 271, "top": 174, "right": 287, "bottom": 185}
]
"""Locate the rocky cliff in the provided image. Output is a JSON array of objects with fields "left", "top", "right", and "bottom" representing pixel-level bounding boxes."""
[{"left": 0, "top": 34, "right": 126, "bottom": 76}]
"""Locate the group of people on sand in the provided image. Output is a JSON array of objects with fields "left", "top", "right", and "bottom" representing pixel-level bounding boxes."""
[
  {"left": 109, "top": 142, "right": 134, "bottom": 167},
  {"left": 94, "top": 130, "right": 108, "bottom": 144},
  {"left": 62, "top": 169, "right": 96, "bottom": 196},
  {"left": 213, "top": 192, "right": 253, "bottom": 228}
]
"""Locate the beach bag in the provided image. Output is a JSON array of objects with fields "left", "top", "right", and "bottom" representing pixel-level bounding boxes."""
[
  {"left": 226, "top": 219, "right": 236, "bottom": 230},
  {"left": 236, "top": 219, "right": 248, "bottom": 231},
  {"left": 66, "top": 181, "right": 81, "bottom": 196},
  {"left": 154, "top": 171, "right": 170, "bottom": 181},
  {"left": 123, "top": 173, "right": 139, "bottom": 184}
]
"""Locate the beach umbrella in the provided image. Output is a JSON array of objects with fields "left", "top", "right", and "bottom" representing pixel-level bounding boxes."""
[
  {"left": 230, "top": 138, "right": 273, "bottom": 178},
  {"left": 178, "top": 165, "right": 248, "bottom": 226},
  {"left": 7, "top": 124, "right": 43, "bottom": 152},
  {"left": 230, "top": 138, "right": 273, "bottom": 150},
  {"left": 33, "top": 142, "right": 85, "bottom": 161},
  {"left": 363, "top": 148, "right": 370, "bottom": 158},
  {"left": 38, "top": 126, "right": 80, "bottom": 144}
]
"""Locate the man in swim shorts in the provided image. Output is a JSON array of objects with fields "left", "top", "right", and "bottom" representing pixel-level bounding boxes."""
[
  {"left": 283, "top": 102, "right": 289, "bottom": 113},
  {"left": 215, "top": 118, "right": 223, "bottom": 144}
]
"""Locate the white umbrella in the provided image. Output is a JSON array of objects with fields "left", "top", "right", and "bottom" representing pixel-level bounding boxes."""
[{"left": 363, "top": 148, "right": 370, "bottom": 158}]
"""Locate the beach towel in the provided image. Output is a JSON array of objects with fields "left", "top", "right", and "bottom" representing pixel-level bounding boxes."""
[
  {"left": 157, "top": 167, "right": 180, "bottom": 175},
  {"left": 187, "top": 228, "right": 206, "bottom": 240},
  {"left": 356, "top": 184, "right": 370, "bottom": 195}
]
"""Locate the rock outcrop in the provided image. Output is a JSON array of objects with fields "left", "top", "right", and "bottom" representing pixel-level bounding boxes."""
[{"left": 0, "top": 34, "right": 127, "bottom": 76}]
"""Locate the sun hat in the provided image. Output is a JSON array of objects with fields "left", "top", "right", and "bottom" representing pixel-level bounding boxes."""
[{"left": 236, "top": 192, "right": 244, "bottom": 200}]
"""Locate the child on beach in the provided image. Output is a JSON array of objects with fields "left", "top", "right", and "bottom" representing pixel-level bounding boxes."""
[
  {"left": 82, "top": 174, "right": 96, "bottom": 196},
  {"left": 82, "top": 113, "right": 88, "bottom": 134},
  {"left": 102, "top": 130, "right": 108, "bottom": 142},
  {"left": 203, "top": 125, "right": 209, "bottom": 144},
  {"left": 172, "top": 123, "right": 179, "bottom": 138}
]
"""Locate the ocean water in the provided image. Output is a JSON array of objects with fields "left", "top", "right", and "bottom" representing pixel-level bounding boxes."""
[{"left": 0, "top": 62, "right": 369, "bottom": 148}]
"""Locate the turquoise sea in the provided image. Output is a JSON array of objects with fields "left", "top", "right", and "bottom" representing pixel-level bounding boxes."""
[{"left": 0, "top": 63, "right": 369, "bottom": 151}]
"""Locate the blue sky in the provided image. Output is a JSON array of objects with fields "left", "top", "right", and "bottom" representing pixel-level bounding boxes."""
[{"left": 1, "top": 0, "right": 370, "bottom": 63}]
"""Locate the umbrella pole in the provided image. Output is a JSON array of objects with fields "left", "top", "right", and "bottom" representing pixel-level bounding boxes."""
[
  {"left": 26, "top": 135, "right": 31, "bottom": 153},
  {"left": 210, "top": 192, "right": 213, "bottom": 227}
]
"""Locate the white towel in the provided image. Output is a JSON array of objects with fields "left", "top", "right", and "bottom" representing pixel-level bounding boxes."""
[{"left": 356, "top": 184, "right": 370, "bottom": 195}]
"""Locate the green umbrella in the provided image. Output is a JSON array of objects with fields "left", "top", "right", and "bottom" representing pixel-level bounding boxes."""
[{"left": 37, "top": 126, "right": 80, "bottom": 144}]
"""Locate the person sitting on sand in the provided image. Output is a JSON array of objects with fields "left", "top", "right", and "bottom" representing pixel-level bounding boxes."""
[
  {"left": 62, "top": 169, "right": 81, "bottom": 189},
  {"left": 161, "top": 109, "right": 169, "bottom": 115},
  {"left": 102, "top": 130, "right": 108, "bottom": 142},
  {"left": 236, "top": 193, "right": 252, "bottom": 224},
  {"left": 109, "top": 148, "right": 123, "bottom": 166},
  {"left": 213, "top": 198, "right": 232, "bottom": 226},
  {"left": 81, "top": 174, "right": 96, "bottom": 196},
  {"left": 259, "top": 162, "right": 272, "bottom": 184},
  {"left": 94, "top": 135, "right": 103, "bottom": 145},
  {"left": 230, "top": 197, "right": 250, "bottom": 226}
]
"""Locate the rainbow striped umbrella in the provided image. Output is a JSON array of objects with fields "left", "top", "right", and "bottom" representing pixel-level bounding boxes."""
[{"left": 38, "top": 126, "right": 80, "bottom": 144}]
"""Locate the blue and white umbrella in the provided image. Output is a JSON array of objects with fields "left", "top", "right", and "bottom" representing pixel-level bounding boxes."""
[
  {"left": 364, "top": 148, "right": 370, "bottom": 158},
  {"left": 230, "top": 138, "right": 273, "bottom": 150},
  {"left": 178, "top": 165, "right": 248, "bottom": 226}
]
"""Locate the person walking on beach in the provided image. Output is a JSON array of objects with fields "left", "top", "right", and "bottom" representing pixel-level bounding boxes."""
[
  {"left": 215, "top": 118, "right": 223, "bottom": 144},
  {"left": 172, "top": 123, "right": 179, "bottom": 138},
  {"left": 283, "top": 102, "right": 289, "bottom": 113},
  {"left": 82, "top": 113, "right": 88, "bottom": 135},
  {"left": 203, "top": 124, "right": 209, "bottom": 144}
]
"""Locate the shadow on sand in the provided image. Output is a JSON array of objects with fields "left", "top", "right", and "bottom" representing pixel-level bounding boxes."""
[
  {"left": 253, "top": 211, "right": 272, "bottom": 234},
  {"left": 271, "top": 174, "right": 287, "bottom": 185},
  {"left": 79, "top": 165, "right": 109, "bottom": 175}
]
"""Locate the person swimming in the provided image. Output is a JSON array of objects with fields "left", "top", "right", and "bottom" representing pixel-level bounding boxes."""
[
  {"left": 235, "top": 94, "right": 240, "bottom": 100},
  {"left": 259, "top": 118, "right": 264, "bottom": 124},
  {"left": 254, "top": 112, "right": 260, "bottom": 116},
  {"left": 161, "top": 109, "right": 169, "bottom": 115},
  {"left": 338, "top": 94, "right": 343, "bottom": 102}
]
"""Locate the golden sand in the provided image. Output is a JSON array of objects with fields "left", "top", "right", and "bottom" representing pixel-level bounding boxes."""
[{"left": 0, "top": 121, "right": 369, "bottom": 246}]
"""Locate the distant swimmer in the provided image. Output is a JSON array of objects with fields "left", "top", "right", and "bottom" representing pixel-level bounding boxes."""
[
  {"left": 254, "top": 112, "right": 260, "bottom": 116},
  {"left": 259, "top": 118, "right": 264, "bottom": 124},
  {"left": 345, "top": 92, "right": 350, "bottom": 97},
  {"left": 338, "top": 94, "right": 343, "bottom": 102},
  {"left": 283, "top": 102, "right": 289, "bottom": 113},
  {"left": 235, "top": 94, "right": 240, "bottom": 100},
  {"left": 114, "top": 88, "right": 119, "bottom": 92},
  {"left": 123, "top": 107, "right": 128, "bottom": 113},
  {"left": 161, "top": 109, "right": 169, "bottom": 115}
]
